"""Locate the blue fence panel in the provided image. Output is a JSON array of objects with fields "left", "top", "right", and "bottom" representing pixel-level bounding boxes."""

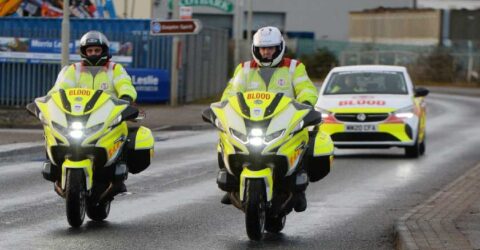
[
  {"left": 0, "top": 17, "right": 172, "bottom": 106},
  {"left": 127, "top": 68, "right": 170, "bottom": 103}
]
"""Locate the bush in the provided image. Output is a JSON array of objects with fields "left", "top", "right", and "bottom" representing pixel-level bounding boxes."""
[
  {"left": 300, "top": 47, "right": 338, "bottom": 79},
  {"left": 411, "top": 47, "right": 456, "bottom": 83}
]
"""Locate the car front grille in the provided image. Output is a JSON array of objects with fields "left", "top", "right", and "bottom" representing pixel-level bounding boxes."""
[{"left": 334, "top": 113, "right": 389, "bottom": 122}]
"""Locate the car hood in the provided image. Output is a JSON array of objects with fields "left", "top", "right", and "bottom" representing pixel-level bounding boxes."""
[{"left": 315, "top": 94, "right": 413, "bottom": 112}]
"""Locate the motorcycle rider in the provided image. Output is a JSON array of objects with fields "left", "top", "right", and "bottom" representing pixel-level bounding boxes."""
[
  {"left": 46, "top": 30, "right": 137, "bottom": 193},
  {"left": 220, "top": 26, "right": 321, "bottom": 212}
]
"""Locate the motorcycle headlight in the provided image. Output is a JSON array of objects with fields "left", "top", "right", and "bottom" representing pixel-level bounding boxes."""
[
  {"left": 249, "top": 137, "right": 263, "bottom": 146},
  {"left": 230, "top": 128, "right": 248, "bottom": 143},
  {"left": 265, "top": 129, "right": 285, "bottom": 143},
  {"left": 68, "top": 121, "right": 86, "bottom": 140},
  {"left": 250, "top": 128, "right": 263, "bottom": 136},
  {"left": 69, "top": 130, "right": 84, "bottom": 139},
  {"left": 394, "top": 105, "right": 415, "bottom": 119}
]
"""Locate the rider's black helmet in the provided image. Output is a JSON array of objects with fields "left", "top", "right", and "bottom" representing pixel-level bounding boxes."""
[{"left": 79, "top": 31, "right": 111, "bottom": 66}]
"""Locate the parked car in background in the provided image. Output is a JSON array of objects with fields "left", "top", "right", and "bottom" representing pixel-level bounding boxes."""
[{"left": 315, "top": 65, "right": 429, "bottom": 158}]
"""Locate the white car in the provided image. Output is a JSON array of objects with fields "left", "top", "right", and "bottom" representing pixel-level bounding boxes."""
[{"left": 315, "top": 65, "right": 429, "bottom": 157}]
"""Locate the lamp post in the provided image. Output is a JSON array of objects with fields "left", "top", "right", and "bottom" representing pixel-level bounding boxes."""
[
  {"left": 170, "top": 0, "right": 180, "bottom": 106},
  {"left": 61, "top": 0, "right": 70, "bottom": 67}
]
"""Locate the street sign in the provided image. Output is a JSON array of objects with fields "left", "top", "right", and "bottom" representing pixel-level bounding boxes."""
[{"left": 150, "top": 19, "right": 202, "bottom": 36}]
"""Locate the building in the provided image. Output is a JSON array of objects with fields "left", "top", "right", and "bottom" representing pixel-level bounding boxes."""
[
  {"left": 418, "top": 0, "right": 480, "bottom": 9},
  {"left": 113, "top": 0, "right": 413, "bottom": 41}
]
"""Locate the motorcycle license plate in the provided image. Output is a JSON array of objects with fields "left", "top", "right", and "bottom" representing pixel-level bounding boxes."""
[{"left": 345, "top": 124, "right": 377, "bottom": 132}]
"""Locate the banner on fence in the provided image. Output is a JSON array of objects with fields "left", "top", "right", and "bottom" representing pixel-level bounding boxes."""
[
  {"left": 127, "top": 68, "right": 170, "bottom": 103},
  {"left": 0, "top": 37, "right": 132, "bottom": 65}
]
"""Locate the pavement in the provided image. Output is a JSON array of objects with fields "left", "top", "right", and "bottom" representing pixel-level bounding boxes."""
[{"left": 1, "top": 88, "right": 480, "bottom": 249}]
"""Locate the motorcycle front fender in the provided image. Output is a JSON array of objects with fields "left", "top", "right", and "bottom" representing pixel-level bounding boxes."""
[
  {"left": 240, "top": 168, "right": 273, "bottom": 202},
  {"left": 61, "top": 159, "right": 93, "bottom": 191}
]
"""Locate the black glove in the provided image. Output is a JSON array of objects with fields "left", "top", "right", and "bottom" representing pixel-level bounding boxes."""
[
  {"left": 302, "top": 101, "right": 313, "bottom": 107},
  {"left": 120, "top": 95, "right": 133, "bottom": 104}
]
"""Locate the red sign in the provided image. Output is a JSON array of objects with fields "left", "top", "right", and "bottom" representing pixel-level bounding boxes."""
[{"left": 150, "top": 19, "right": 202, "bottom": 36}]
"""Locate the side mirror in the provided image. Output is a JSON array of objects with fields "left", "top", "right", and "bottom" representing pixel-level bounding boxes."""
[
  {"left": 121, "top": 105, "right": 139, "bottom": 121},
  {"left": 303, "top": 110, "right": 323, "bottom": 128},
  {"left": 414, "top": 87, "right": 429, "bottom": 97}
]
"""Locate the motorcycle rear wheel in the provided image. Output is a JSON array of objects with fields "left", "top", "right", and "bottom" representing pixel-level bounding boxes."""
[
  {"left": 65, "top": 169, "right": 86, "bottom": 228},
  {"left": 245, "top": 179, "right": 266, "bottom": 241}
]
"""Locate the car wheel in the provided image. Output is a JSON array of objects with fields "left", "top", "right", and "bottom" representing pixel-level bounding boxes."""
[{"left": 405, "top": 139, "right": 420, "bottom": 158}]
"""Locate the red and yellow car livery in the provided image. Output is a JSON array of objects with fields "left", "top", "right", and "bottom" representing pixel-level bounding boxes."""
[{"left": 315, "top": 65, "right": 429, "bottom": 157}]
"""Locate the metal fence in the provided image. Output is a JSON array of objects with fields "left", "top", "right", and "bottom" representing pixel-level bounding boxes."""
[
  {"left": 180, "top": 27, "right": 228, "bottom": 103},
  {"left": 0, "top": 18, "right": 230, "bottom": 106},
  {"left": 293, "top": 38, "right": 480, "bottom": 84}
]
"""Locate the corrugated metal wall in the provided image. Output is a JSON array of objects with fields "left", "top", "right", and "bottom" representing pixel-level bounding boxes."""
[
  {"left": 349, "top": 9, "right": 442, "bottom": 46},
  {"left": 180, "top": 27, "right": 228, "bottom": 103}
]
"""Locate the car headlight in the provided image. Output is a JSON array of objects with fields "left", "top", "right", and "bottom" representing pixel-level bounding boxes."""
[{"left": 394, "top": 105, "right": 415, "bottom": 119}]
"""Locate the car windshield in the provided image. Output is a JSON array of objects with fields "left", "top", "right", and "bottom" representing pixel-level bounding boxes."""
[{"left": 323, "top": 71, "right": 408, "bottom": 95}]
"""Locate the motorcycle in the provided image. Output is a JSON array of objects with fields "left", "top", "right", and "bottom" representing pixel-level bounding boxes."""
[
  {"left": 202, "top": 91, "right": 334, "bottom": 240},
  {"left": 27, "top": 88, "right": 154, "bottom": 227}
]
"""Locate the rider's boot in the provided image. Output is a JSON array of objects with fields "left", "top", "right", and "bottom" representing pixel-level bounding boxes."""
[
  {"left": 42, "top": 159, "right": 57, "bottom": 182},
  {"left": 114, "top": 162, "right": 128, "bottom": 194},
  {"left": 294, "top": 191, "right": 307, "bottom": 212},
  {"left": 221, "top": 193, "right": 232, "bottom": 205},
  {"left": 294, "top": 169, "right": 309, "bottom": 212}
]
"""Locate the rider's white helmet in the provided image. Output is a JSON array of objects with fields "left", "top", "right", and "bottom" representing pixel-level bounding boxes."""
[{"left": 251, "top": 26, "right": 285, "bottom": 67}]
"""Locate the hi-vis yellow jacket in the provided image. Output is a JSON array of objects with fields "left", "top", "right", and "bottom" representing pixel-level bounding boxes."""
[
  {"left": 221, "top": 58, "right": 318, "bottom": 105},
  {"left": 48, "top": 62, "right": 137, "bottom": 101}
]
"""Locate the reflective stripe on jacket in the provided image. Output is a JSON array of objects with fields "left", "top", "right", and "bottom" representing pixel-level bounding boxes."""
[
  {"left": 221, "top": 58, "right": 318, "bottom": 105},
  {"left": 48, "top": 62, "right": 137, "bottom": 101}
]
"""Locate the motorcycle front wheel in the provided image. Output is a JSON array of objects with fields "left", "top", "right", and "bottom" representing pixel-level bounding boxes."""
[
  {"left": 65, "top": 169, "right": 86, "bottom": 228},
  {"left": 245, "top": 179, "right": 266, "bottom": 241}
]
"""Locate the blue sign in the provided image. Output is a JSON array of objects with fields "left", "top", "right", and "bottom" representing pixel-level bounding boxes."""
[{"left": 127, "top": 68, "right": 170, "bottom": 103}]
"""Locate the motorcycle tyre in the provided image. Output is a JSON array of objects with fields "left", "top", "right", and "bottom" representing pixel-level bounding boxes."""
[
  {"left": 245, "top": 179, "right": 266, "bottom": 241},
  {"left": 65, "top": 169, "right": 86, "bottom": 228}
]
